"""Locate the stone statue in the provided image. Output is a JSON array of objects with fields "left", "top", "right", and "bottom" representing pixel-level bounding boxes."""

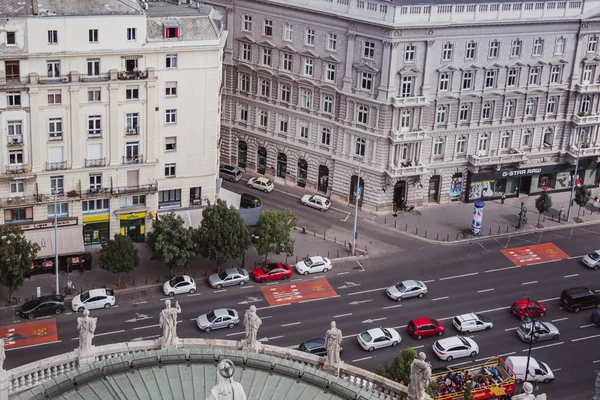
[
  {"left": 0, "top": 339, "right": 5, "bottom": 375},
  {"left": 159, "top": 299, "right": 181, "bottom": 348},
  {"left": 206, "top": 359, "right": 247, "bottom": 400},
  {"left": 77, "top": 309, "right": 97, "bottom": 356},
  {"left": 243, "top": 305, "right": 262, "bottom": 350},
  {"left": 324, "top": 321, "right": 343, "bottom": 368},
  {"left": 407, "top": 352, "right": 432, "bottom": 400},
  {"left": 511, "top": 382, "right": 547, "bottom": 400}
]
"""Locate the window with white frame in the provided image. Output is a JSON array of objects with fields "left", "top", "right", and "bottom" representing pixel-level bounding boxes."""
[
  {"left": 7, "top": 91, "right": 21, "bottom": 107},
  {"left": 127, "top": 27, "right": 136, "bottom": 41},
  {"left": 299, "top": 122, "right": 310, "bottom": 139},
  {"left": 361, "top": 72, "right": 373, "bottom": 90},
  {"left": 126, "top": 113, "right": 139, "bottom": 130},
  {"left": 48, "top": 30, "right": 58, "bottom": 44},
  {"left": 238, "top": 103, "right": 248, "bottom": 122},
  {"left": 456, "top": 135, "right": 467, "bottom": 154},
  {"left": 86, "top": 58, "right": 100, "bottom": 76},
  {"left": 477, "top": 133, "right": 489, "bottom": 152},
  {"left": 321, "top": 127, "right": 331, "bottom": 145},
  {"left": 280, "top": 84, "right": 291, "bottom": 102},
  {"left": 300, "top": 88, "right": 312, "bottom": 108},
  {"left": 305, "top": 29, "right": 315, "bottom": 46},
  {"left": 528, "top": 67, "right": 541, "bottom": 85},
  {"left": 165, "top": 163, "right": 176, "bottom": 178},
  {"left": 357, "top": 105, "right": 369, "bottom": 125},
  {"left": 8, "top": 150, "right": 23, "bottom": 166},
  {"left": 436, "top": 105, "right": 447, "bottom": 124},
  {"left": 462, "top": 71, "right": 473, "bottom": 90},
  {"left": 547, "top": 96, "right": 557, "bottom": 114},
  {"left": 262, "top": 48, "right": 272, "bottom": 66},
  {"left": 488, "top": 40, "right": 500, "bottom": 58},
  {"left": 325, "top": 63, "right": 336, "bottom": 81},
  {"left": 525, "top": 98, "right": 536, "bottom": 116},
  {"left": 89, "top": 174, "right": 102, "bottom": 191},
  {"left": 583, "top": 64, "right": 594, "bottom": 84},
  {"left": 47, "top": 60, "right": 60, "bottom": 78},
  {"left": 404, "top": 44, "right": 416, "bottom": 62},
  {"left": 433, "top": 137, "right": 444, "bottom": 156},
  {"left": 543, "top": 128, "right": 554, "bottom": 147},
  {"left": 550, "top": 65, "right": 562, "bottom": 84},
  {"left": 327, "top": 33, "right": 337, "bottom": 51},
  {"left": 465, "top": 41, "right": 477, "bottom": 60},
  {"left": 166, "top": 54, "right": 177, "bottom": 68},
  {"left": 504, "top": 100, "right": 515, "bottom": 118},
  {"left": 459, "top": 103, "right": 470, "bottom": 121},
  {"left": 485, "top": 70, "right": 496, "bottom": 88},
  {"left": 522, "top": 129, "right": 532, "bottom": 147},
  {"left": 83, "top": 199, "right": 110, "bottom": 214},
  {"left": 89, "top": 29, "right": 99, "bottom": 43},
  {"left": 50, "top": 176, "right": 64, "bottom": 193},
  {"left": 442, "top": 43, "right": 453, "bottom": 61},
  {"left": 263, "top": 19, "right": 273, "bottom": 36},
  {"left": 8, "top": 121, "right": 22, "bottom": 138},
  {"left": 88, "top": 115, "right": 101, "bottom": 137},
  {"left": 88, "top": 88, "right": 101, "bottom": 102},
  {"left": 279, "top": 115, "right": 289, "bottom": 133},
  {"left": 588, "top": 35, "right": 598, "bottom": 52},
  {"left": 581, "top": 95, "right": 591, "bottom": 114},
  {"left": 282, "top": 53, "right": 293, "bottom": 71},
  {"left": 482, "top": 101, "right": 492, "bottom": 119},
  {"left": 363, "top": 41, "right": 375, "bottom": 59},
  {"left": 48, "top": 89, "right": 61, "bottom": 105},
  {"left": 242, "top": 15, "right": 252, "bottom": 32},
  {"left": 126, "top": 86, "right": 139, "bottom": 100},
  {"left": 10, "top": 180, "right": 24, "bottom": 196},
  {"left": 507, "top": 68, "right": 518, "bottom": 87},
  {"left": 283, "top": 23, "right": 293, "bottom": 41},
  {"left": 48, "top": 118, "right": 63, "bottom": 140},
  {"left": 532, "top": 38, "right": 544, "bottom": 56},
  {"left": 510, "top": 39, "right": 522, "bottom": 57},
  {"left": 439, "top": 73, "right": 449, "bottom": 91},
  {"left": 239, "top": 73, "right": 250, "bottom": 92},
  {"left": 259, "top": 110, "right": 268, "bottom": 128},
  {"left": 303, "top": 59, "right": 313, "bottom": 76},
  {"left": 323, "top": 94, "right": 334, "bottom": 114},
  {"left": 6, "top": 31, "right": 15, "bottom": 46},
  {"left": 400, "top": 110, "right": 411, "bottom": 130},
  {"left": 260, "top": 79, "right": 271, "bottom": 97},
  {"left": 401, "top": 76, "right": 414, "bottom": 97},
  {"left": 555, "top": 37, "right": 566, "bottom": 55},
  {"left": 165, "top": 109, "right": 177, "bottom": 124},
  {"left": 241, "top": 43, "right": 252, "bottom": 62},
  {"left": 48, "top": 203, "right": 68, "bottom": 218},
  {"left": 500, "top": 131, "right": 511, "bottom": 149},
  {"left": 355, "top": 137, "right": 366, "bottom": 156}
]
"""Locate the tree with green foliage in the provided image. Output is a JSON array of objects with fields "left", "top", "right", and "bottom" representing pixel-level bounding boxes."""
[
  {"left": 147, "top": 213, "right": 196, "bottom": 277},
  {"left": 375, "top": 347, "right": 417, "bottom": 385},
  {"left": 99, "top": 234, "right": 139, "bottom": 285},
  {"left": 253, "top": 210, "right": 296, "bottom": 264},
  {"left": 535, "top": 191, "right": 553, "bottom": 226},
  {"left": 574, "top": 185, "right": 591, "bottom": 217},
  {"left": 0, "top": 225, "right": 40, "bottom": 302},
  {"left": 195, "top": 199, "right": 251, "bottom": 269},
  {"left": 463, "top": 382, "right": 475, "bottom": 400}
]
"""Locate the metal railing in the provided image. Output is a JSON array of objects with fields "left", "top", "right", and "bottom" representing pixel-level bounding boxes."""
[
  {"left": 48, "top": 134, "right": 63, "bottom": 141},
  {"left": 3, "top": 164, "right": 29, "bottom": 175},
  {"left": 79, "top": 73, "right": 110, "bottom": 82},
  {"left": 45, "top": 161, "right": 67, "bottom": 171},
  {"left": 7, "top": 135, "right": 23, "bottom": 146},
  {"left": 122, "top": 155, "right": 143, "bottom": 164},
  {"left": 38, "top": 75, "right": 70, "bottom": 84},
  {"left": 112, "top": 183, "right": 157, "bottom": 195},
  {"left": 125, "top": 127, "right": 139, "bottom": 136},
  {"left": 0, "top": 195, "right": 37, "bottom": 208},
  {"left": 118, "top": 70, "right": 148, "bottom": 80},
  {"left": 85, "top": 158, "right": 106, "bottom": 168}
]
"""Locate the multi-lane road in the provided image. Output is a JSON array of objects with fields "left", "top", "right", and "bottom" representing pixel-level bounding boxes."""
[{"left": 3, "top": 219, "right": 600, "bottom": 399}]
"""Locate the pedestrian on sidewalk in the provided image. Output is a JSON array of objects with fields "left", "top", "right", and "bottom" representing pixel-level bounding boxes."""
[
  {"left": 559, "top": 206, "right": 564, "bottom": 223},
  {"left": 501, "top": 193, "right": 506, "bottom": 204}
]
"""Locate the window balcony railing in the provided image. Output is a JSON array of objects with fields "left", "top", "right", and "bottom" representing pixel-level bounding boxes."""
[
  {"left": 112, "top": 183, "right": 157, "bottom": 195},
  {"left": 575, "top": 83, "right": 600, "bottom": 93},
  {"left": 467, "top": 150, "right": 528, "bottom": 166},
  {"left": 0, "top": 195, "right": 37, "bottom": 208},
  {"left": 118, "top": 70, "right": 148, "bottom": 80},
  {"left": 85, "top": 187, "right": 111, "bottom": 197},
  {"left": 38, "top": 75, "right": 70, "bottom": 84},
  {"left": 7, "top": 134, "right": 23, "bottom": 146},
  {"left": 46, "top": 161, "right": 67, "bottom": 171},
  {"left": 125, "top": 127, "right": 139, "bottom": 136},
  {"left": 392, "top": 95, "right": 429, "bottom": 108},
  {"left": 123, "top": 155, "right": 142, "bottom": 165},
  {"left": 48, "top": 134, "right": 63, "bottom": 141},
  {"left": 572, "top": 114, "right": 600, "bottom": 126},
  {"left": 4, "top": 164, "right": 29, "bottom": 175},
  {"left": 390, "top": 129, "right": 427, "bottom": 143},
  {"left": 386, "top": 162, "right": 427, "bottom": 177},
  {"left": 85, "top": 158, "right": 106, "bottom": 168},
  {"left": 80, "top": 73, "right": 110, "bottom": 82},
  {"left": 88, "top": 131, "right": 102, "bottom": 139}
]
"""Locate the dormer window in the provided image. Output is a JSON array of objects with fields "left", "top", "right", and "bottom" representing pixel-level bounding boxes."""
[{"left": 164, "top": 22, "right": 180, "bottom": 39}]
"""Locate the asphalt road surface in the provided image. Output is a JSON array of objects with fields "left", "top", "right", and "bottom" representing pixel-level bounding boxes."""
[{"left": 3, "top": 224, "right": 600, "bottom": 399}]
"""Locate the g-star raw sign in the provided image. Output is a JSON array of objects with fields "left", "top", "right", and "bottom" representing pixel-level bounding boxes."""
[{"left": 501, "top": 168, "right": 542, "bottom": 178}]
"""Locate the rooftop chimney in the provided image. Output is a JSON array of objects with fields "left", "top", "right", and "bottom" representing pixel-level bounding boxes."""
[{"left": 31, "top": 0, "right": 38, "bottom": 15}]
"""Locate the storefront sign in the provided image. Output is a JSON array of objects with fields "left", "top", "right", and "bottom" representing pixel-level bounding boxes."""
[
  {"left": 17, "top": 218, "right": 78, "bottom": 231},
  {"left": 473, "top": 164, "right": 567, "bottom": 181},
  {"left": 119, "top": 212, "right": 147, "bottom": 221},
  {"left": 82, "top": 214, "right": 110, "bottom": 224},
  {"left": 501, "top": 167, "right": 542, "bottom": 177}
]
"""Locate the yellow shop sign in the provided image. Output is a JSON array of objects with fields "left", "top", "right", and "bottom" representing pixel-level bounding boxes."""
[
  {"left": 82, "top": 214, "right": 110, "bottom": 223},
  {"left": 119, "top": 211, "right": 147, "bottom": 221}
]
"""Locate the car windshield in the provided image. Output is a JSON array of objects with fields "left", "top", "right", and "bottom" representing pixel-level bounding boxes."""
[
  {"left": 324, "top": 199, "right": 331, "bottom": 205},
  {"left": 80, "top": 292, "right": 90, "bottom": 302},
  {"left": 537, "top": 362, "right": 548, "bottom": 374},
  {"left": 266, "top": 180, "right": 272, "bottom": 185},
  {"left": 218, "top": 271, "right": 228, "bottom": 280},
  {"left": 360, "top": 332, "right": 373, "bottom": 342},
  {"left": 304, "top": 258, "right": 314, "bottom": 267},
  {"left": 588, "top": 252, "right": 600, "bottom": 261},
  {"left": 169, "top": 276, "right": 184, "bottom": 286},
  {"left": 262, "top": 264, "right": 277, "bottom": 273},
  {"left": 396, "top": 283, "right": 407, "bottom": 292},
  {"left": 227, "top": 309, "right": 236, "bottom": 317},
  {"left": 476, "top": 313, "right": 489, "bottom": 322},
  {"left": 381, "top": 328, "right": 392, "bottom": 338},
  {"left": 459, "top": 337, "right": 470, "bottom": 346},
  {"left": 206, "top": 311, "right": 217, "bottom": 322},
  {"left": 432, "top": 319, "right": 440, "bottom": 327}
]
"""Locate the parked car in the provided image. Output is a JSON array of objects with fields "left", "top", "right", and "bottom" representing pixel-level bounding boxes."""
[
  {"left": 252, "top": 263, "right": 292, "bottom": 283},
  {"left": 511, "top": 298, "right": 546, "bottom": 319},
  {"left": 298, "top": 338, "right": 343, "bottom": 356},
  {"left": 408, "top": 317, "right": 445, "bottom": 339},
  {"left": 71, "top": 288, "right": 115, "bottom": 312},
  {"left": 163, "top": 275, "right": 196, "bottom": 296},
  {"left": 357, "top": 327, "right": 401, "bottom": 351},
  {"left": 591, "top": 310, "right": 600, "bottom": 327},
  {"left": 247, "top": 177, "right": 274, "bottom": 193},
  {"left": 386, "top": 280, "right": 428, "bottom": 301},
  {"left": 560, "top": 286, "right": 600, "bottom": 312},
  {"left": 208, "top": 268, "right": 250, "bottom": 289},
  {"left": 452, "top": 313, "right": 493, "bottom": 333},
  {"left": 196, "top": 308, "right": 240, "bottom": 332},
  {"left": 433, "top": 336, "right": 479, "bottom": 362},
  {"left": 301, "top": 194, "right": 331, "bottom": 212},
  {"left": 219, "top": 165, "right": 243, "bottom": 182},
  {"left": 505, "top": 356, "right": 554, "bottom": 383},
  {"left": 240, "top": 193, "right": 261, "bottom": 209},
  {"left": 295, "top": 256, "right": 332, "bottom": 275},
  {"left": 517, "top": 321, "right": 560, "bottom": 343},
  {"left": 582, "top": 249, "right": 600, "bottom": 270},
  {"left": 20, "top": 295, "right": 65, "bottom": 319}
]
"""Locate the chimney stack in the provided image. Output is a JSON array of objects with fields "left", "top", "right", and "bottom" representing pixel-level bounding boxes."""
[{"left": 31, "top": 0, "right": 39, "bottom": 15}]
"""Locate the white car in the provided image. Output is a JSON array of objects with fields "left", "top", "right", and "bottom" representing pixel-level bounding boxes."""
[
  {"left": 582, "top": 250, "right": 600, "bottom": 270},
  {"left": 247, "top": 177, "right": 274, "bottom": 193},
  {"left": 452, "top": 313, "right": 493, "bottom": 333},
  {"left": 163, "top": 275, "right": 197, "bottom": 296},
  {"left": 357, "top": 327, "right": 401, "bottom": 351},
  {"left": 386, "top": 280, "right": 428, "bottom": 301},
  {"left": 295, "top": 256, "right": 332, "bottom": 275},
  {"left": 433, "top": 336, "right": 479, "bottom": 362},
  {"left": 301, "top": 194, "right": 331, "bottom": 212},
  {"left": 71, "top": 288, "right": 115, "bottom": 313}
]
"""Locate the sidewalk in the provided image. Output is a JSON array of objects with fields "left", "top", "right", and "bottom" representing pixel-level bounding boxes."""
[{"left": 0, "top": 230, "right": 350, "bottom": 308}]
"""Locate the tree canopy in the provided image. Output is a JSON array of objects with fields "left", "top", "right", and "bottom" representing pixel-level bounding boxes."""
[
  {"left": 99, "top": 234, "right": 139, "bottom": 285},
  {"left": 0, "top": 225, "right": 40, "bottom": 302},
  {"left": 574, "top": 185, "right": 591, "bottom": 217},
  {"left": 147, "top": 213, "right": 196, "bottom": 277},
  {"left": 253, "top": 210, "right": 296, "bottom": 264},
  {"left": 535, "top": 191, "right": 553, "bottom": 225}
]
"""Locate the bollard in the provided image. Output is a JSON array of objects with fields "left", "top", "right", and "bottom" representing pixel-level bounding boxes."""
[
  {"left": 489, "top": 227, "right": 492, "bottom": 235},
  {"left": 344, "top": 240, "right": 347, "bottom": 247},
  {"left": 302, "top": 226, "right": 306, "bottom": 234},
  {"left": 285, "top": 256, "right": 288, "bottom": 264},
  {"left": 506, "top": 226, "right": 509, "bottom": 233},
  {"left": 456, "top": 233, "right": 459, "bottom": 240},
  {"left": 385, "top": 218, "right": 387, "bottom": 225},
  {"left": 328, "top": 251, "right": 330, "bottom": 258},
  {"left": 395, "top": 220, "right": 397, "bottom": 228},
  {"left": 133, "top": 278, "right": 135, "bottom": 287},
  {"left": 447, "top": 234, "right": 449, "bottom": 241},
  {"left": 425, "top": 230, "right": 427, "bottom": 238},
  {"left": 334, "top": 236, "right": 336, "bottom": 243},
  {"left": 498, "top": 226, "right": 501, "bottom": 234},
  {"left": 296, "top": 255, "right": 299, "bottom": 263},
  {"left": 543, "top": 215, "right": 546, "bottom": 222},
  {"left": 313, "top": 230, "right": 316, "bottom": 237},
  {"left": 405, "top": 224, "right": 408, "bottom": 231},
  {"left": 337, "top": 250, "right": 339, "bottom": 258},
  {"left": 416, "top": 227, "right": 419, "bottom": 235},
  {"left": 365, "top": 246, "right": 368, "bottom": 255},
  {"left": 436, "top": 233, "right": 439, "bottom": 240},
  {"left": 324, "top": 232, "right": 326, "bottom": 240}
]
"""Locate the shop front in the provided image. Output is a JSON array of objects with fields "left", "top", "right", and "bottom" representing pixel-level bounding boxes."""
[
  {"left": 467, "top": 162, "right": 599, "bottom": 202},
  {"left": 119, "top": 211, "right": 147, "bottom": 243},
  {"left": 82, "top": 214, "right": 110, "bottom": 246}
]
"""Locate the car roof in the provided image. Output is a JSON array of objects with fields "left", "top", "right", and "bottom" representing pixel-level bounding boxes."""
[
  {"left": 220, "top": 165, "right": 238, "bottom": 172},
  {"left": 401, "top": 279, "right": 420, "bottom": 287},
  {"left": 310, "top": 195, "right": 329, "bottom": 201},
  {"left": 241, "top": 193, "right": 259, "bottom": 200},
  {"left": 86, "top": 289, "right": 113, "bottom": 297},
  {"left": 438, "top": 336, "right": 471, "bottom": 347},
  {"left": 224, "top": 268, "right": 241, "bottom": 275},
  {"left": 255, "top": 177, "right": 270, "bottom": 183},
  {"left": 39, "top": 295, "right": 64, "bottom": 302},
  {"left": 411, "top": 316, "right": 434, "bottom": 326},
  {"left": 365, "top": 327, "right": 386, "bottom": 337},
  {"left": 514, "top": 298, "right": 540, "bottom": 306},
  {"left": 309, "top": 256, "right": 326, "bottom": 262},
  {"left": 456, "top": 313, "right": 479, "bottom": 322},
  {"left": 564, "top": 286, "right": 597, "bottom": 297},
  {"left": 302, "top": 338, "right": 325, "bottom": 349},
  {"left": 213, "top": 308, "right": 232, "bottom": 317}
]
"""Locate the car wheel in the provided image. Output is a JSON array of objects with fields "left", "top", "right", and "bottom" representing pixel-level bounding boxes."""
[
  {"left": 542, "top": 378, "right": 550, "bottom": 383},
  {"left": 260, "top": 279, "right": 266, "bottom": 283},
  {"left": 392, "top": 341, "right": 399, "bottom": 347},
  {"left": 320, "top": 208, "right": 326, "bottom": 212},
  {"left": 532, "top": 338, "right": 538, "bottom": 344},
  {"left": 104, "top": 303, "right": 112, "bottom": 309},
  {"left": 55, "top": 308, "right": 63, "bottom": 315},
  {"left": 216, "top": 284, "right": 223, "bottom": 290},
  {"left": 228, "top": 323, "right": 235, "bottom": 329},
  {"left": 446, "top": 356, "right": 453, "bottom": 362},
  {"left": 230, "top": 178, "right": 235, "bottom": 182},
  {"left": 247, "top": 183, "right": 252, "bottom": 188},
  {"left": 189, "top": 289, "right": 196, "bottom": 294},
  {"left": 368, "top": 347, "right": 374, "bottom": 352},
  {"left": 204, "top": 327, "right": 211, "bottom": 333},
  {"left": 595, "top": 265, "right": 599, "bottom": 271},
  {"left": 302, "top": 202, "right": 308, "bottom": 206},
  {"left": 418, "top": 293, "right": 424, "bottom": 298},
  {"left": 323, "top": 268, "right": 329, "bottom": 273},
  {"left": 264, "top": 189, "right": 269, "bottom": 193},
  {"left": 27, "top": 313, "right": 35, "bottom": 319},
  {"left": 465, "top": 330, "right": 471, "bottom": 334},
  {"left": 470, "top": 351, "right": 477, "bottom": 357},
  {"left": 485, "top": 326, "right": 491, "bottom": 331},
  {"left": 168, "top": 292, "right": 175, "bottom": 297},
  {"left": 239, "top": 280, "right": 246, "bottom": 286},
  {"left": 417, "top": 335, "right": 422, "bottom": 340},
  {"left": 282, "top": 275, "right": 289, "bottom": 280},
  {"left": 396, "top": 296, "right": 402, "bottom": 302},
  {"left": 539, "top": 312, "right": 545, "bottom": 317},
  {"left": 574, "top": 307, "right": 580, "bottom": 313},
  {"left": 438, "top": 331, "right": 444, "bottom": 336},
  {"left": 303, "top": 271, "right": 309, "bottom": 276},
  {"left": 78, "top": 307, "right": 85, "bottom": 313},
  {"left": 553, "top": 335, "right": 559, "bottom": 340}
]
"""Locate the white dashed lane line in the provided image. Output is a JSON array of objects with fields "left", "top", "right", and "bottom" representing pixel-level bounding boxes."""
[
  {"left": 564, "top": 274, "right": 579, "bottom": 278},
  {"left": 477, "top": 288, "right": 495, "bottom": 293},
  {"left": 524, "top": 342, "right": 564, "bottom": 351},
  {"left": 352, "top": 356, "right": 373, "bottom": 363},
  {"left": 521, "top": 281, "right": 538, "bottom": 285},
  {"left": 431, "top": 296, "right": 449, "bottom": 302},
  {"left": 551, "top": 318, "right": 568, "bottom": 323},
  {"left": 439, "top": 272, "right": 478, "bottom": 281}
]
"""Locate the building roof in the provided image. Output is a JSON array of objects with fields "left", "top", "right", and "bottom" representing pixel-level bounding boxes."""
[
  {"left": 0, "top": 0, "right": 33, "bottom": 17},
  {"left": 145, "top": 1, "right": 213, "bottom": 17},
  {"left": 36, "top": 0, "right": 143, "bottom": 16}
]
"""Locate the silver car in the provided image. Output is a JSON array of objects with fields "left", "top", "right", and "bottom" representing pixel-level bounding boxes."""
[
  {"left": 386, "top": 280, "right": 427, "bottom": 301},
  {"left": 208, "top": 267, "right": 250, "bottom": 289},
  {"left": 517, "top": 321, "right": 560, "bottom": 343},
  {"left": 197, "top": 308, "right": 240, "bottom": 332}
]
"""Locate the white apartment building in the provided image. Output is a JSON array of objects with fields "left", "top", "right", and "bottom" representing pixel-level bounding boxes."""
[
  {"left": 209, "top": 0, "right": 600, "bottom": 213},
  {"left": 0, "top": 0, "right": 226, "bottom": 257}
]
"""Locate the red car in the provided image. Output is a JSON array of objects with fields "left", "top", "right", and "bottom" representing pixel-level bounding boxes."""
[
  {"left": 511, "top": 298, "right": 546, "bottom": 319},
  {"left": 252, "top": 263, "right": 292, "bottom": 283},
  {"left": 408, "top": 317, "right": 445, "bottom": 340}
]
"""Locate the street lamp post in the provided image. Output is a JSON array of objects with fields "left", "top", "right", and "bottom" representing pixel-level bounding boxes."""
[
  {"left": 567, "top": 129, "right": 584, "bottom": 222},
  {"left": 523, "top": 298, "right": 540, "bottom": 387},
  {"left": 53, "top": 186, "right": 59, "bottom": 295},
  {"left": 352, "top": 158, "right": 364, "bottom": 256}
]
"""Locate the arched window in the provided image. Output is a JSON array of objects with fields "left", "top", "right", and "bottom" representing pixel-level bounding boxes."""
[
  {"left": 478, "top": 133, "right": 489, "bottom": 152},
  {"left": 355, "top": 137, "right": 366, "bottom": 156},
  {"left": 482, "top": 102, "right": 492, "bottom": 119},
  {"left": 525, "top": 99, "right": 536, "bottom": 116},
  {"left": 436, "top": 105, "right": 447, "bottom": 123},
  {"left": 581, "top": 95, "right": 591, "bottom": 114},
  {"left": 459, "top": 104, "right": 470, "bottom": 121},
  {"left": 522, "top": 129, "right": 532, "bottom": 147}
]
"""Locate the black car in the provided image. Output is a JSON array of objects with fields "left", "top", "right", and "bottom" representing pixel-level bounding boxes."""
[
  {"left": 20, "top": 295, "right": 65, "bottom": 319},
  {"left": 592, "top": 310, "right": 600, "bottom": 327},
  {"left": 298, "top": 338, "right": 343, "bottom": 356},
  {"left": 560, "top": 286, "right": 600, "bottom": 312},
  {"left": 240, "top": 193, "right": 261, "bottom": 209}
]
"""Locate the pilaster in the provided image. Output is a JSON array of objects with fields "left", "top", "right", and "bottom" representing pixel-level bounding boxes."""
[
  {"left": 343, "top": 33, "right": 355, "bottom": 92},
  {"left": 29, "top": 87, "right": 41, "bottom": 172},
  {"left": 69, "top": 86, "right": 82, "bottom": 169},
  {"left": 108, "top": 84, "right": 120, "bottom": 165}
]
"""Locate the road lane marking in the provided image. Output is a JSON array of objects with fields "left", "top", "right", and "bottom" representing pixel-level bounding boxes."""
[
  {"left": 65, "top": 312, "right": 72, "bottom": 315},
  {"left": 333, "top": 313, "right": 353, "bottom": 318},
  {"left": 310, "top": 275, "right": 326, "bottom": 280},
  {"left": 337, "top": 272, "right": 350, "bottom": 275},
  {"left": 431, "top": 296, "right": 449, "bottom": 301},
  {"left": 226, "top": 332, "right": 244, "bottom": 336},
  {"left": 539, "top": 296, "right": 560, "bottom": 303},
  {"left": 299, "top": 295, "right": 341, "bottom": 304},
  {"left": 412, "top": 345, "right": 424, "bottom": 349},
  {"left": 133, "top": 324, "right": 159, "bottom": 331},
  {"left": 563, "top": 274, "right": 579, "bottom": 278},
  {"left": 213, "top": 289, "right": 227, "bottom": 293},
  {"left": 383, "top": 305, "right": 403, "bottom": 310},
  {"left": 423, "top": 280, "right": 435, "bottom": 283},
  {"left": 477, "top": 288, "right": 495, "bottom": 293},
  {"left": 352, "top": 356, "right": 373, "bottom": 363},
  {"left": 524, "top": 341, "right": 564, "bottom": 351},
  {"left": 35, "top": 316, "right": 52, "bottom": 320},
  {"left": 448, "top": 361, "right": 471, "bottom": 368},
  {"left": 521, "top": 281, "right": 538, "bottom": 285},
  {"left": 568, "top": 256, "right": 584, "bottom": 259},
  {"left": 187, "top": 293, "right": 202, "bottom": 297},
  {"left": 580, "top": 324, "right": 595, "bottom": 328},
  {"left": 593, "top": 360, "right": 600, "bottom": 363},
  {"left": 71, "top": 330, "right": 126, "bottom": 340},
  {"left": 484, "top": 266, "right": 519, "bottom": 273},
  {"left": 291, "top": 279, "right": 302, "bottom": 282},
  {"left": 551, "top": 318, "right": 568, "bottom": 322},
  {"left": 133, "top": 301, "right": 147, "bottom": 305},
  {"left": 349, "top": 299, "right": 373, "bottom": 305},
  {"left": 240, "top": 285, "right": 254, "bottom": 289},
  {"left": 356, "top": 260, "right": 365, "bottom": 272},
  {"left": 348, "top": 287, "right": 387, "bottom": 296},
  {"left": 505, "top": 327, "right": 519, "bottom": 331},
  {"left": 499, "top": 351, "right": 516, "bottom": 358},
  {"left": 256, "top": 304, "right": 289, "bottom": 311},
  {"left": 6, "top": 340, "right": 63, "bottom": 352},
  {"left": 552, "top": 368, "right": 562, "bottom": 372},
  {"left": 439, "top": 272, "right": 479, "bottom": 281},
  {"left": 258, "top": 335, "right": 284, "bottom": 342},
  {"left": 281, "top": 322, "right": 301, "bottom": 327}
]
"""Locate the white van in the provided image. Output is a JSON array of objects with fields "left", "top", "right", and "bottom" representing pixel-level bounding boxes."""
[{"left": 505, "top": 356, "right": 554, "bottom": 383}]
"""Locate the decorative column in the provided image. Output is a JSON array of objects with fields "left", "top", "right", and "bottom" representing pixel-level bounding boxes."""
[
  {"left": 69, "top": 86, "right": 82, "bottom": 169},
  {"left": 377, "top": 41, "right": 393, "bottom": 99},
  {"left": 145, "top": 74, "right": 158, "bottom": 163},
  {"left": 28, "top": 87, "right": 41, "bottom": 172},
  {"left": 77, "top": 310, "right": 97, "bottom": 365},
  {"left": 342, "top": 33, "right": 356, "bottom": 92}
]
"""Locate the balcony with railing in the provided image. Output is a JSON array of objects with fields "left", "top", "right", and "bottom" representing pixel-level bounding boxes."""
[
  {"left": 566, "top": 144, "right": 600, "bottom": 163},
  {"left": 7, "top": 134, "right": 23, "bottom": 147},
  {"left": 37, "top": 75, "right": 70, "bottom": 84},
  {"left": 572, "top": 114, "right": 600, "bottom": 126},
  {"left": 386, "top": 161, "right": 427, "bottom": 177},
  {"left": 390, "top": 129, "right": 426, "bottom": 143},
  {"left": 79, "top": 73, "right": 110, "bottom": 83},
  {"left": 2, "top": 164, "right": 34, "bottom": 178},
  {"left": 392, "top": 95, "right": 428, "bottom": 108},
  {"left": 118, "top": 70, "right": 148, "bottom": 80},
  {"left": 468, "top": 149, "right": 528, "bottom": 167},
  {"left": 123, "top": 155, "right": 143, "bottom": 165},
  {"left": 48, "top": 133, "right": 63, "bottom": 142},
  {"left": 46, "top": 161, "right": 68, "bottom": 171},
  {"left": 125, "top": 127, "right": 139, "bottom": 136},
  {"left": 0, "top": 195, "right": 37, "bottom": 208},
  {"left": 575, "top": 83, "right": 600, "bottom": 93},
  {"left": 85, "top": 158, "right": 106, "bottom": 168},
  {"left": 84, "top": 187, "right": 111, "bottom": 198},
  {"left": 111, "top": 183, "right": 157, "bottom": 195}
]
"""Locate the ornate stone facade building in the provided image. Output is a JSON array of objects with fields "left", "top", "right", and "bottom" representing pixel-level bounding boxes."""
[{"left": 210, "top": 0, "right": 600, "bottom": 213}]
